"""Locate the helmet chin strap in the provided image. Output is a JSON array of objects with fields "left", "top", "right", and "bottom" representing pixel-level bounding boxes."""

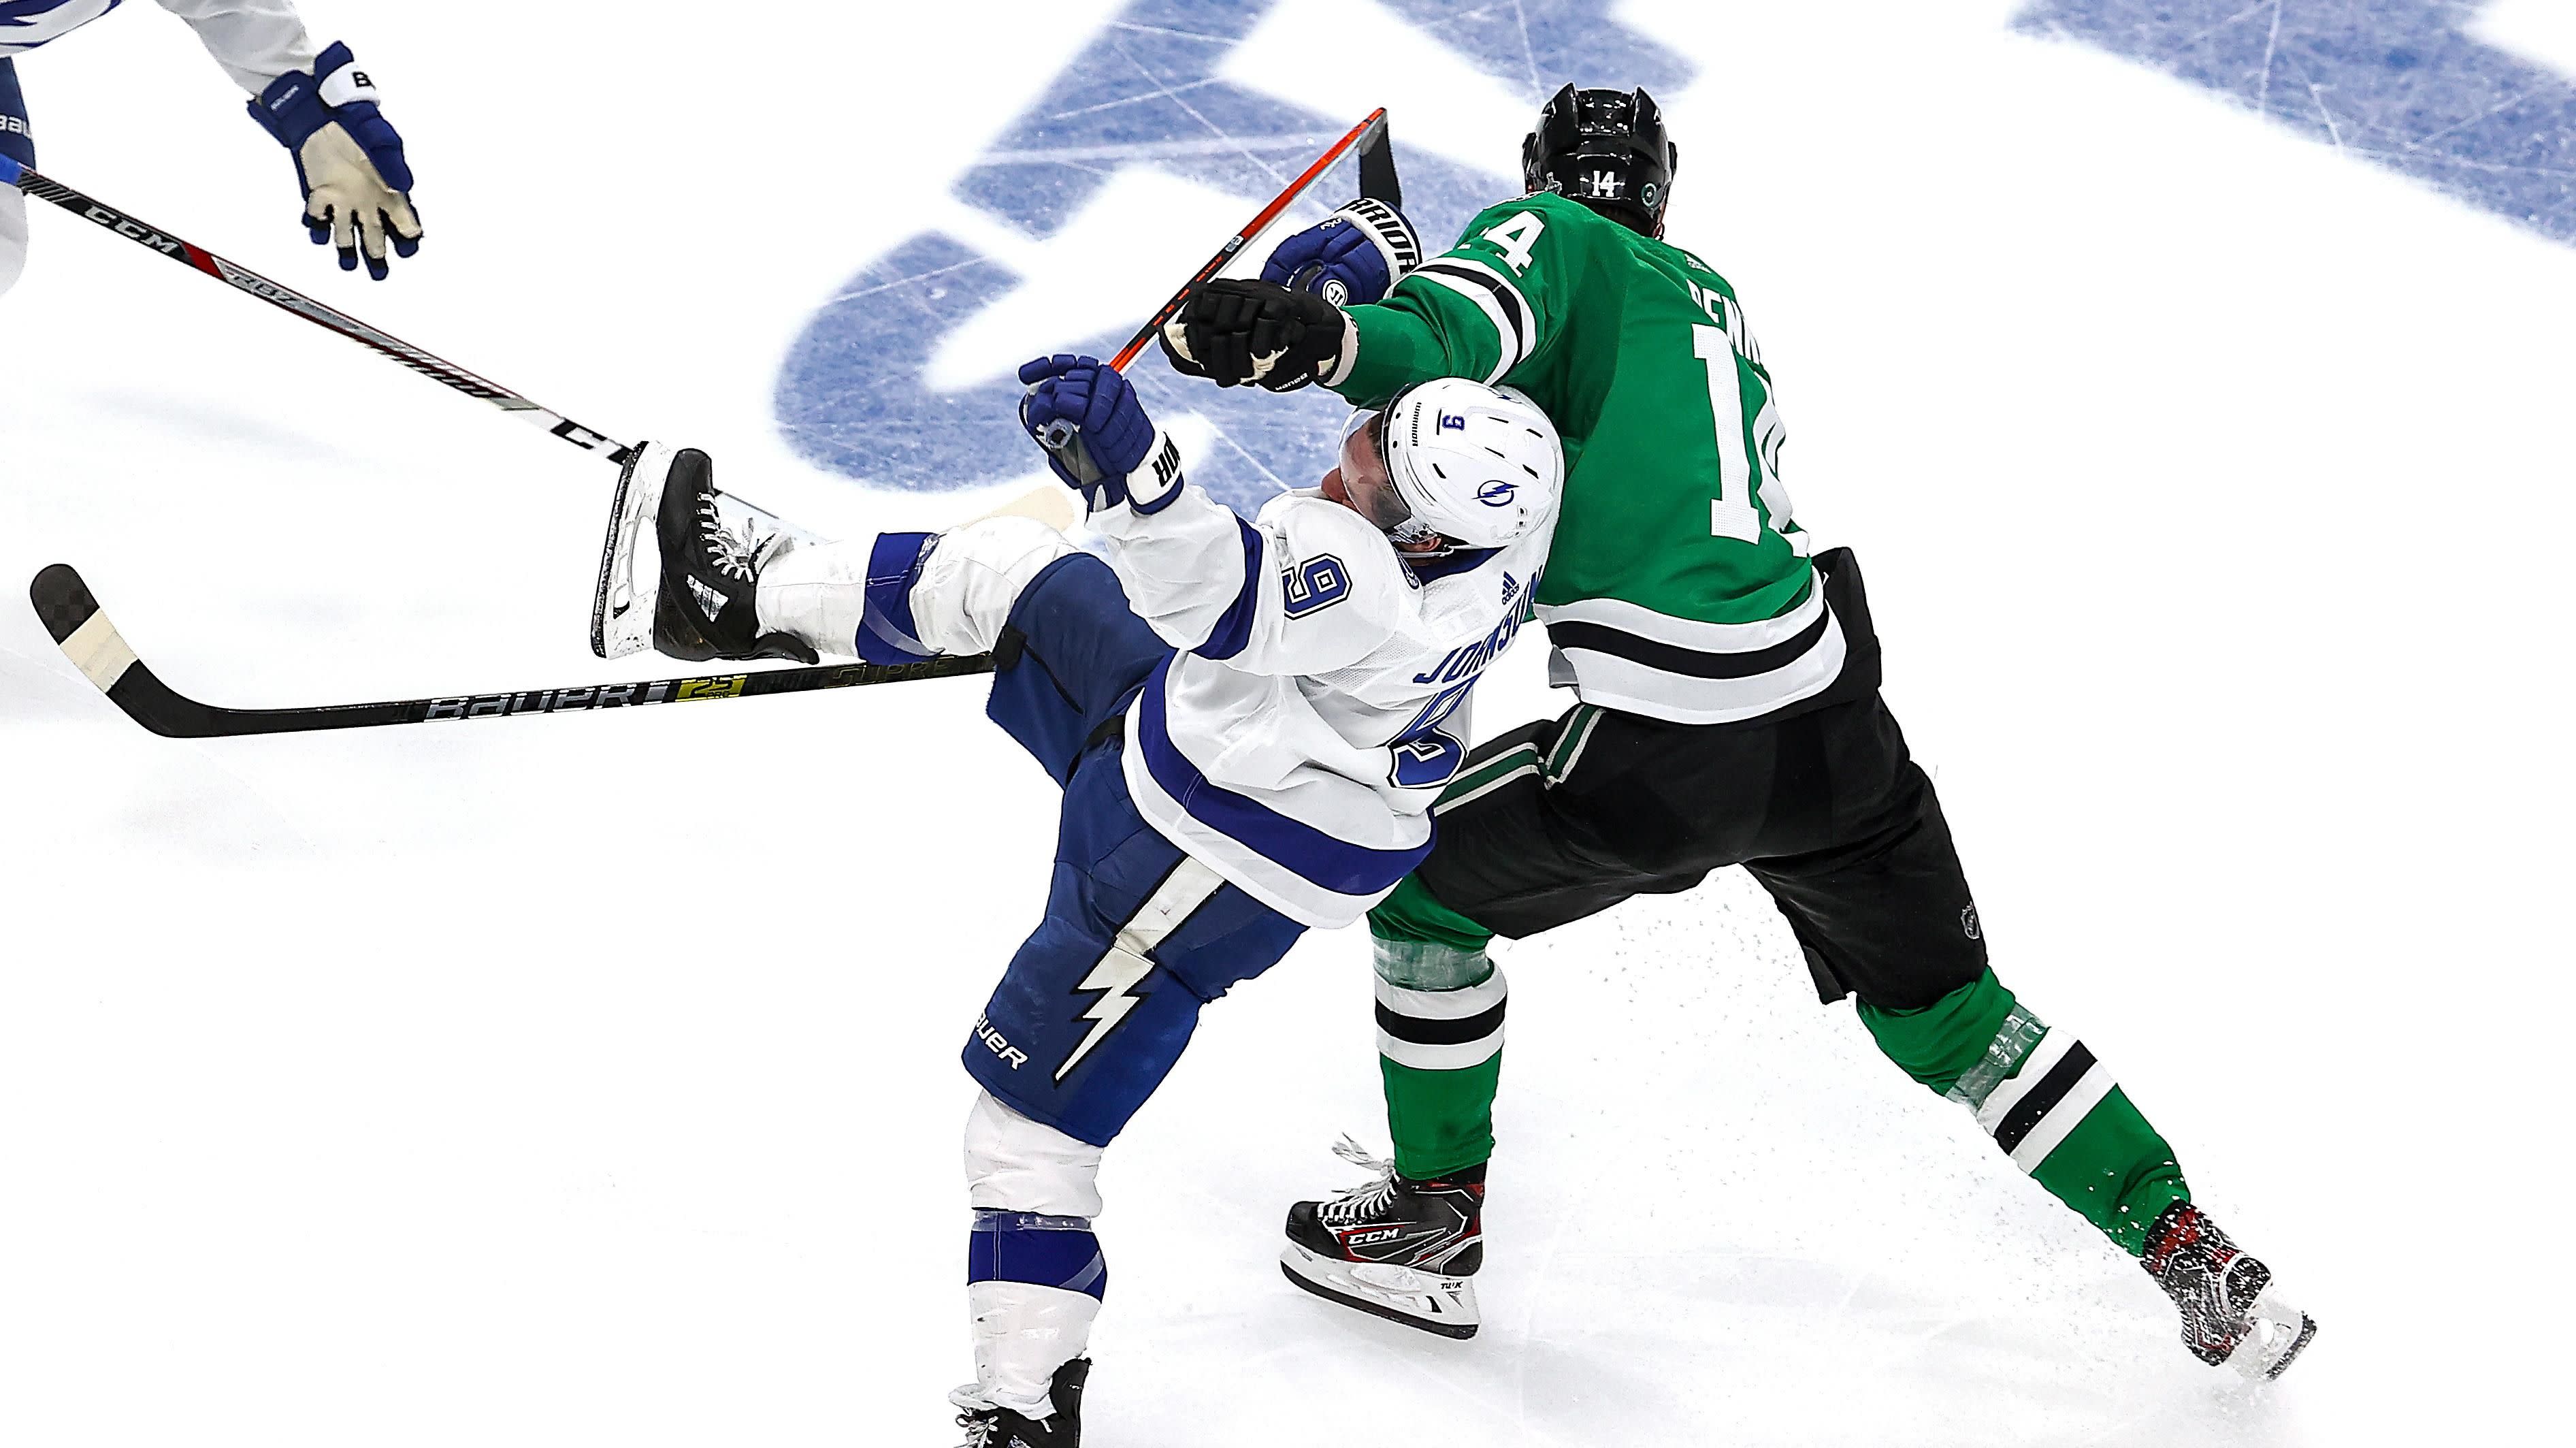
[{"left": 1386, "top": 519, "right": 1461, "bottom": 557}]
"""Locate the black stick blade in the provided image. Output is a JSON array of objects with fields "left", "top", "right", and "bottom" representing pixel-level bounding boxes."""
[
  {"left": 1358, "top": 112, "right": 1401, "bottom": 210},
  {"left": 30, "top": 562, "right": 101, "bottom": 645},
  {"left": 28, "top": 565, "right": 218, "bottom": 737}
]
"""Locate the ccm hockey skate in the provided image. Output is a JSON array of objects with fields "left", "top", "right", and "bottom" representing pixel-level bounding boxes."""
[
  {"left": 589, "top": 442, "right": 815, "bottom": 663},
  {"left": 1280, "top": 1138, "right": 1484, "bottom": 1338},
  {"left": 950, "top": 1356, "right": 1089, "bottom": 1448},
  {"left": 2142, "top": 1202, "right": 2317, "bottom": 1380}
]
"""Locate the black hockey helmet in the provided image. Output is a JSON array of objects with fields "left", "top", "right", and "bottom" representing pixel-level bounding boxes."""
[{"left": 1521, "top": 84, "right": 1678, "bottom": 236}]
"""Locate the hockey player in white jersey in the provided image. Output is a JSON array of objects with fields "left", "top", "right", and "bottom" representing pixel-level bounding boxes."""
[
  {"left": 1, "top": 0, "right": 423, "bottom": 299},
  {"left": 595, "top": 354, "right": 1561, "bottom": 1445}
]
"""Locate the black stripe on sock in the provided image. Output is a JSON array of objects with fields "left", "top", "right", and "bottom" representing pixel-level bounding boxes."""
[
  {"left": 1375, "top": 1000, "right": 1506, "bottom": 1047},
  {"left": 1992, "top": 1042, "right": 2097, "bottom": 1155},
  {"left": 1547, "top": 604, "right": 1829, "bottom": 681}
]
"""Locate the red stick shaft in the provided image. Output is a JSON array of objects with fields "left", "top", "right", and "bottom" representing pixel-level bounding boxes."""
[{"left": 1106, "top": 107, "right": 1388, "bottom": 372}]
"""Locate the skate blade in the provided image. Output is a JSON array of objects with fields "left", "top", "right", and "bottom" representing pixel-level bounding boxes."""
[
  {"left": 591, "top": 442, "right": 672, "bottom": 660},
  {"left": 1279, "top": 1242, "right": 1479, "bottom": 1339},
  {"left": 2228, "top": 1289, "right": 2317, "bottom": 1382}
]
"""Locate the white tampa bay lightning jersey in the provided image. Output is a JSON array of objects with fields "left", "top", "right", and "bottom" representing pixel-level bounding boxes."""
[
  {"left": 1094, "top": 470, "right": 1554, "bottom": 929},
  {"left": 1, "top": 1, "right": 317, "bottom": 93}
]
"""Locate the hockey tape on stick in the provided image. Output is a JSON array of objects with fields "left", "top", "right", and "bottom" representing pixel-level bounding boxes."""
[
  {"left": 1105, "top": 107, "right": 1390, "bottom": 373},
  {"left": 29, "top": 564, "right": 992, "bottom": 740}
]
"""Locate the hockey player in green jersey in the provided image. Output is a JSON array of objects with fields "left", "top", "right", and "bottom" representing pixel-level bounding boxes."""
[{"left": 1159, "top": 84, "right": 2315, "bottom": 1381}]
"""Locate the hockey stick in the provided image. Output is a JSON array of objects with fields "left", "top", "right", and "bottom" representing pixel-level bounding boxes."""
[
  {"left": 27, "top": 564, "right": 992, "bottom": 740},
  {"left": 1103, "top": 106, "right": 1388, "bottom": 372},
  {"left": 1356, "top": 115, "right": 1401, "bottom": 211},
  {"left": 0, "top": 154, "right": 642, "bottom": 468}
]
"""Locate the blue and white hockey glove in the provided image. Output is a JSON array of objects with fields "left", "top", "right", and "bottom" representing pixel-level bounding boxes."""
[
  {"left": 248, "top": 42, "right": 422, "bottom": 279},
  {"left": 1019, "top": 355, "right": 1184, "bottom": 515},
  {"left": 1260, "top": 198, "right": 1422, "bottom": 306}
]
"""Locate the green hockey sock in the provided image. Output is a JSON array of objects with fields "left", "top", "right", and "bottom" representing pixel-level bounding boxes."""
[
  {"left": 1367, "top": 912, "right": 1507, "bottom": 1182},
  {"left": 1859, "top": 970, "right": 2191, "bottom": 1256},
  {"left": 1369, "top": 874, "right": 1497, "bottom": 956}
]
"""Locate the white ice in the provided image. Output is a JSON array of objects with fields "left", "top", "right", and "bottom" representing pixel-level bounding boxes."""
[{"left": 2, "top": 3, "right": 2570, "bottom": 1445}]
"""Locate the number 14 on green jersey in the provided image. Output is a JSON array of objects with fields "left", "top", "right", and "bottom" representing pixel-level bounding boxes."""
[{"left": 1686, "top": 282, "right": 1801, "bottom": 553}]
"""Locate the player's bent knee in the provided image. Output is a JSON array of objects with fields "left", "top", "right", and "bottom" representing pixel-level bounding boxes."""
[
  {"left": 1853, "top": 967, "right": 2018, "bottom": 1093},
  {"left": 910, "top": 515, "right": 1083, "bottom": 656},
  {"left": 982, "top": 552, "right": 1167, "bottom": 781}
]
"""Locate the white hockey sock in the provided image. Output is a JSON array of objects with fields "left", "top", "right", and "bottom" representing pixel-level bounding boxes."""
[
  {"left": 960, "top": 1092, "right": 1107, "bottom": 1417},
  {"left": 752, "top": 536, "right": 868, "bottom": 658},
  {"left": 963, "top": 1280, "right": 1100, "bottom": 1417}
]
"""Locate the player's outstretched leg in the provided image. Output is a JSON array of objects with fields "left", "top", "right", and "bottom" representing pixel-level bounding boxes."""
[
  {"left": 593, "top": 442, "right": 817, "bottom": 663},
  {"left": 1279, "top": 713, "right": 1625, "bottom": 1339},
  {"left": 595, "top": 442, "right": 1079, "bottom": 669},
  {"left": 1858, "top": 971, "right": 2318, "bottom": 1381}
]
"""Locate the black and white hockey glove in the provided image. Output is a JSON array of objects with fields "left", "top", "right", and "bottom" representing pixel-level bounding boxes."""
[
  {"left": 1261, "top": 198, "right": 1422, "bottom": 306},
  {"left": 1159, "top": 278, "right": 1348, "bottom": 392}
]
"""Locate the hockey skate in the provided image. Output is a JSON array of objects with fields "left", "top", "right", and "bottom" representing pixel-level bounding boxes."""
[
  {"left": 950, "top": 1356, "right": 1089, "bottom": 1448},
  {"left": 1279, "top": 1137, "right": 1484, "bottom": 1338},
  {"left": 589, "top": 442, "right": 816, "bottom": 663},
  {"left": 2142, "top": 1202, "right": 2317, "bottom": 1380}
]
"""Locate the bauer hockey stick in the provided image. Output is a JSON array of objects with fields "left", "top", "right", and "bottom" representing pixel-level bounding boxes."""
[
  {"left": 27, "top": 565, "right": 992, "bottom": 739},
  {"left": 0, "top": 154, "right": 642, "bottom": 468}
]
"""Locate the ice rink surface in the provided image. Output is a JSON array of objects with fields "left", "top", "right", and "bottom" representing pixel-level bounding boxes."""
[{"left": 3, "top": 2, "right": 2570, "bottom": 1443}]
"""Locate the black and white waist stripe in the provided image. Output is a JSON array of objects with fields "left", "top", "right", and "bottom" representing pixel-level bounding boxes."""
[{"left": 1537, "top": 575, "right": 1847, "bottom": 726}]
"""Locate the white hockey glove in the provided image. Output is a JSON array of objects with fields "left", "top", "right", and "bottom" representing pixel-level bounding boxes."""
[{"left": 248, "top": 43, "right": 423, "bottom": 279}]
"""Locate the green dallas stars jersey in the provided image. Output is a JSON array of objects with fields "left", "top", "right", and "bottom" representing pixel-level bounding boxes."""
[{"left": 1329, "top": 193, "right": 1857, "bottom": 725}]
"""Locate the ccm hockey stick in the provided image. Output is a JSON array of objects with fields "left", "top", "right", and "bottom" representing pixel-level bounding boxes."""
[
  {"left": 27, "top": 564, "right": 992, "bottom": 740},
  {"left": 0, "top": 154, "right": 639, "bottom": 468}
]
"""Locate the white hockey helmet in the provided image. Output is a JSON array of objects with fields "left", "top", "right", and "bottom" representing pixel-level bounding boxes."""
[{"left": 1335, "top": 377, "right": 1562, "bottom": 552}]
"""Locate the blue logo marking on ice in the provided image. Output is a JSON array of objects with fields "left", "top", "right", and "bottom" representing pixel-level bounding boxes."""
[
  {"left": 2019, "top": 1, "right": 2576, "bottom": 246},
  {"left": 774, "top": 0, "right": 1689, "bottom": 515}
]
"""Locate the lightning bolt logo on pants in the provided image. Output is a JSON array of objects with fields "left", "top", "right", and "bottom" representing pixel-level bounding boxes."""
[
  {"left": 1058, "top": 944, "right": 1155, "bottom": 1083},
  {"left": 1054, "top": 858, "right": 1225, "bottom": 1084}
]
